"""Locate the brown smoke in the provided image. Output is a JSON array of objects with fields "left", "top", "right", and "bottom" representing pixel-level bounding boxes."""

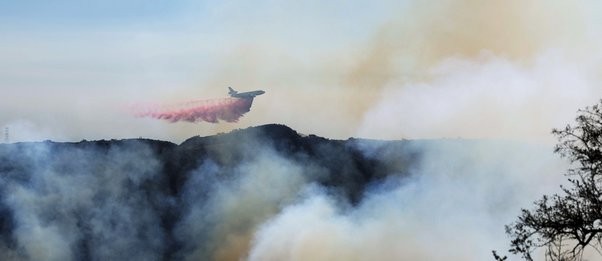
[{"left": 253, "top": 0, "right": 592, "bottom": 138}]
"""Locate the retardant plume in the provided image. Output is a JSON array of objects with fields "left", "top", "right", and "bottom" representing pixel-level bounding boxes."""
[{"left": 131, "top": 98, "right": 254, "bottom": 123}]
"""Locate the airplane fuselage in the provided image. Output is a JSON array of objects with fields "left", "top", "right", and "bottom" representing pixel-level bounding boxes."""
[{"left": 228, "top": 87, "right": 265, "bottom": 99}]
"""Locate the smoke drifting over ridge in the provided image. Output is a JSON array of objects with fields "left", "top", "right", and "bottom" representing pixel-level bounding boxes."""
[
  {"left": 0, "top": 125, "right": 567, "bottom": 260},
  {"left": 156, "top": 0, "right": 601, "bottom": 142},
  {"left": 1, "top": 1, "right": 600, "bottom": 259},
  {"left": 344, "top": 1, "right": 601, "bottom": 141},
  {"left": 1, "top": 1, "right": 600, "bottom": 260}
]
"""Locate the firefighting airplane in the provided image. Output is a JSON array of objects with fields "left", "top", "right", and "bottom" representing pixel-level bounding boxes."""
[{"left": 228, "top": 87, "right": 265, "bottom": 99}]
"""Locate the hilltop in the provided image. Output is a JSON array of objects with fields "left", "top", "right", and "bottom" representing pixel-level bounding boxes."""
[{"left": 0, "top": 124, "right": 559, "bottom": 261}]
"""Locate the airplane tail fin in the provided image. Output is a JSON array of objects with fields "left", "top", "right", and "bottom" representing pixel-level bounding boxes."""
[{"left": 228, "top": 87, "right": 237, "bottom": 95}]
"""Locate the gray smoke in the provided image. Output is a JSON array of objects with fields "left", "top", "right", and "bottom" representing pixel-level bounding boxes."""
[
  {"left": 0, "top": 141, "right": 168, "bottom": 261},
  {"left": 247, "top": 140, "right": 567, "bottom": 260},
  {"left": 174, "top": 148, "right": 310, "bottom": 260},
  {"left": 0, "top": 128, "right": 568, "bottom": 260}
]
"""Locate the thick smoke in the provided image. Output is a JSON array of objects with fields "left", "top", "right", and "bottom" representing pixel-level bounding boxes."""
[
  {"left": 0, "top": 141, "right": 168, "bottom": 261},
  {"left": 0, "top": 126, "right": 569, "bottom": 260},
  {"left": 131, "top": 97, "right": 254, "bottom": 123},
  {"left": 349, "top": 1, "right": 601, "bottom": 142},
  {"left": 174, "top": 148, "right": 309, "bottom": 261},
  {"left": 357, "top": 51, "right": 597, "bottom": 142},
  {"left": 247, "top": 140, "right": 567, "bottom": 260},
  {"left": 2, "top": 1, "right": 601, "bottom": 142}
]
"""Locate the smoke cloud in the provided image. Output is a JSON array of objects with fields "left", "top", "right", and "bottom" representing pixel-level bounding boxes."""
[
  {"left": 2, "top": 0, "right": 601, "bottom": 260},
  {"left": 357, "top": 51, "right": 597, "bottom": 142},
  {"left": 174, "top": 146, "right": 310, "bottom": 261},
  {"left": 0, "top": 140, "right": 168, "bottom": 261},
  {"left": 131, "top": 97, "right": 254, "bottom": 123},
  {"left": 2, "top": 1, "right": 601, "bottom": 142},
  {"left": 0, "top": 126, "right": 569, "bottom": 260},
  {"left": 246, "top": 140, "right": 567, "bottom": 261},
  {"left": 346, "top": 1, "right": 601, "bottom": 142}
]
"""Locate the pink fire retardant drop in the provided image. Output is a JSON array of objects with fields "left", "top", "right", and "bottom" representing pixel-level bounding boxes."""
[{"left": 131, "top": 97, "right": 255, "bottom": 123}]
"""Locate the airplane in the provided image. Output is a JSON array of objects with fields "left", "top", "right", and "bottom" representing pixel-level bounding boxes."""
[{"left": 228, "top": 87, "right": 265, "bottom": 99}]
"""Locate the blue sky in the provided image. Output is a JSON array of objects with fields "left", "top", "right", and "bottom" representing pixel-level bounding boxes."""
[
  {"left": 0, "top": 0, "right": 197, "bottom": 30},
  {"left": 0, "top": 1, "right": 399, "bottom": 142},
  {"left": 1, "top": 1, "right": 601, "bottom": 143}
]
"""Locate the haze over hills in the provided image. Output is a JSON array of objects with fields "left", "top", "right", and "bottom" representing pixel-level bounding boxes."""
[
  {"left": 3, "top": 1, "right": 602, "bottom": 260},
  {"left": 0, "top": 124, "right": 566, "bottom": 260}
]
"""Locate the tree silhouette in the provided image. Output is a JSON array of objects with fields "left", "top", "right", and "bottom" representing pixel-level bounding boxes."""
[{"left": 504, "top": 101, "right": 602, "bottom": 260}]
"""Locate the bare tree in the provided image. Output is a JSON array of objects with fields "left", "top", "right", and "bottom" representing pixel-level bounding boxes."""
[{"left": 504, "top": 101, "right": 602, "bottom": 260}]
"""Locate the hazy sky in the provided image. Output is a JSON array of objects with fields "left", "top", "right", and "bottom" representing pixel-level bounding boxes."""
[{"left": 2, "top": 0, "right": 602, "bottom": 143}]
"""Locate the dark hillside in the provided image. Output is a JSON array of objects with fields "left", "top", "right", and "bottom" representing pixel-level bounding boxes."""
[
  {"left": 0, "top": 124, "right": 419, "bottom": 260},
  {"left": 0, "top": 124, "right": 532, "bottom": 261}
]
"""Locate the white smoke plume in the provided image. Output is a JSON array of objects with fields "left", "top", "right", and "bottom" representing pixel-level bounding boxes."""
[
  {"left": 358, "top": 51, "right": 597, "bottom": 142},
  {"left": 0, "top": 125, "right": 573, "bottom": 260},
  {"left": 1, "top": 1, "right": 600, "bottom": 260},
  {"left": 247, "top": 140, "right": 567, "bottom": 260},
  {"left": 0, "top": 141, "right": 167, "bottom": 261},
  {"left": 175, "top": 146, "right": 310, "bottom": 261}
]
